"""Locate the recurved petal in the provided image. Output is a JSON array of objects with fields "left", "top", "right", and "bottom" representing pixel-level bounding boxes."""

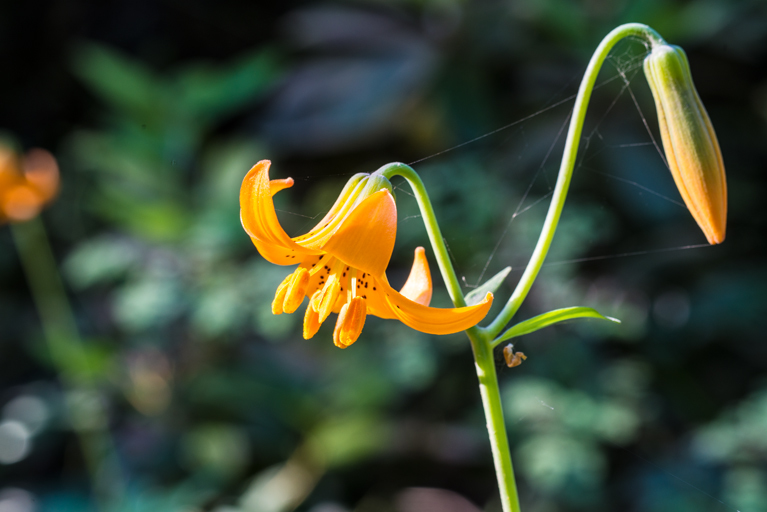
[
  {"left": 318, "top": 190, "right": 396, "bottom": 277},
  {"left": 240, "top": 160, "right": 321, "bottom": 264},
  {"left": 399, "top": 247, "right": 432, "bottom": 306},
  {"left": 382, "top": 277, "right": 493, "bottom": 335}
]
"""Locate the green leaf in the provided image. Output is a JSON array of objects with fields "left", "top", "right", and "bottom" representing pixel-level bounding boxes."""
[
  {"left": 493, "top": 307, "right": 620, "bottom": 346},
  {"left": 176, "top": 49, "right": 281, "bottom": 122},
  {"left": 464, "top": 266, "right": 511, "bottom": 306},
  {"left": 71, "top": 43, "right": 168, "bottom": 118}
]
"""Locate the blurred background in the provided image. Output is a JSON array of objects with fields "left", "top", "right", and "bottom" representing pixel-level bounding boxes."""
[{"left": 1, "top": 1, "right": 766, "bottom": 511}]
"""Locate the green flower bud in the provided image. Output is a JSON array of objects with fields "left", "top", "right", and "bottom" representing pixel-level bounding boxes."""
[{"left": 644, "top": 44, "right": 727, "bottom": 245}]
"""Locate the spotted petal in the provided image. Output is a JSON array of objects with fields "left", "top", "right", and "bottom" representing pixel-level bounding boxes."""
[{"left": 319, "top": 190, "right": 396, "bottom": 278}]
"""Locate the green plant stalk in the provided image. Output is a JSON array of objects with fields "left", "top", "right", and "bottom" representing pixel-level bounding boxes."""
[
  {"left": 10, "top": 217, "right": 122, "bottom": 510},
  {"left": 483, "top": 23, "right": 665, "bottom": 340},
  {"left": 380, "top": 23, "right": 667, "bottom": 512},
  {"left": 380, "top": 163, "right": 521, "bottom": 512}
]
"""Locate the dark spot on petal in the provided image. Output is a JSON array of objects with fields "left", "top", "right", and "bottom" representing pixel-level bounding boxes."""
[
  {"left": 373, "top": 287, "right": 376, "bottom": 290},
  {"left": 342, "top": 272, "right": 346, "bottom": 277}
]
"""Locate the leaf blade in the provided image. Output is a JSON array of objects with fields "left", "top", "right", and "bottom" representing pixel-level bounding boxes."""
[
  {"left": 465, "top": 267, "right": 511, "bottom": 306},
  {"left": 492, "top": 307, "right": 620, "bottom": 347}
]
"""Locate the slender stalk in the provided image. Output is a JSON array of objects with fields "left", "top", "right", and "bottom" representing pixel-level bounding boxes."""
[
  {"left": 10, "top": 217, "right": 122, "bottom": 510},
  {"left": 377, "top": 162, "right": 467, "bottom": 308},
  {"left": 379, "top": 163, "right": 520, "bottom": 511},
  {"left": 380, "top": 23, "right": 667, "bottom": 512},
  {"left": 467, "top": 329, "right": 521, "bottom": 512},
  {"left": 484, "top": 23, "right": 665, "bottom": 340}
]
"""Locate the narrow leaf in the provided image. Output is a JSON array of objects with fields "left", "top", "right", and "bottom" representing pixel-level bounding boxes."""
[
  {"left": 465, "top": 267, "right": 511, "bottom": 306},
  {"left": 493, "top": 307, "right": 620, "bottom": 347}
]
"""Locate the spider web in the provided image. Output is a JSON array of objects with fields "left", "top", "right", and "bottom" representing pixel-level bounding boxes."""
[{"left": 274, "top": 40, "right": 740, "bottom": 512}]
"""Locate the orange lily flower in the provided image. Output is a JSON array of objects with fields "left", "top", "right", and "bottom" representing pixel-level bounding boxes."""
[
  {"left": 0, "top": 145, "right": 59, "bottom": 223},
  {"left": 240, "top": 160, "right": 493, "bottom": 348}
]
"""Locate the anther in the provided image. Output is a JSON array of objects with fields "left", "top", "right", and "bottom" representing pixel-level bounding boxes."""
[
  {"left": 282, "top": 267, "right": 310, "bottom": 314},
  {"left": 333, "top": 296, "right": 367, "bottom": 348}
]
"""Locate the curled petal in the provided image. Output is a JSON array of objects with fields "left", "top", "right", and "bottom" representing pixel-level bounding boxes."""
[
  {"left": 240, "top": 160, "right": 321, "bottom": 264},
  {"left": 399, "top": 247, "right": 432, "bottom": 306},
  {"left": 383, "top": 281, "right": 493, "bottom": 335}
]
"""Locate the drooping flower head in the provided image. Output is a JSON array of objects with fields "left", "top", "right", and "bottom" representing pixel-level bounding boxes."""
[
  {"left": 240, "top": 160, "right": 493, "bottom": 348},
  {"left": 0, "top": 144, "right": 59, "bottom": 223},
  {"left": 644, "top": 44, "right": 727, "bottom": 245}
]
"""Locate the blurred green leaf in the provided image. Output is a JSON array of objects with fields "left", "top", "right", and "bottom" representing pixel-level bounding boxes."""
[
  {"left": 72, "top": 43, "right": 167, "bottom": 120},
  {"left": 495, "top": 306, "right": 620, "bottom": 344},
  {"left": 64, "top": 235, "right": 141, "bottom": 288},
  {"left": 307, "top": 414, "right": 390, "bottom": 468},
  {"left": 176, "top": 49, "right": 281, "bottom": 122}
]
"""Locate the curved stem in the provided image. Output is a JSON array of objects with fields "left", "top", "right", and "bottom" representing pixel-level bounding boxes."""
[
  {"left": 377, "top": 162, "right": 467, "bottom": 309},
  {"left": 484, "top": 23, "right": 665, "bottom": 340},
  {"left": 11, "top": 217, "right": 123, "bottom": 510},
  {"left": 378, "top": 23, "right": 666, "bottom": 512},
  {"left": 379, "top": 162, "right": 519, "bottom": 510}
]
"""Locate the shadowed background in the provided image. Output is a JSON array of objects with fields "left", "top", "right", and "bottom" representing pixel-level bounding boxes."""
[{"left": 1, "top": 1, "right": 766, "bottom": 511}]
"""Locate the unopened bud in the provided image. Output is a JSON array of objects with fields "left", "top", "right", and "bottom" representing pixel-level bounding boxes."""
[{"left": 644, "top": 44, "right": 727, "bottom": 245}]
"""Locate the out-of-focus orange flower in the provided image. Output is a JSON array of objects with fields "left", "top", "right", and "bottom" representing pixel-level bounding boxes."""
[
  {"left": 0, "top": 145, "right": 59, "bottom": 223},
  {"left": 240, "top": 160, "right": 493, "bottom": 348},
  {"left": 644, "top": 44, "right": 727, "bottom": 245}
]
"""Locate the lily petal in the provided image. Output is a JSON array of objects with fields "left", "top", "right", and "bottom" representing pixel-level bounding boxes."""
[
  {"left": 382, "top": 277, "right": 493, "bottom": 335},
  {"left": 319, "top": 190, "right": 396, "bottom": 277},
  {"left": 23, "top": 149, "right": 59, "bottom": 202},
  {"left": 399, "top": 247, "right": 432, "bottom": 306},
  {"left": 240, "top": 160, "right": 321, "bottom": 264}
]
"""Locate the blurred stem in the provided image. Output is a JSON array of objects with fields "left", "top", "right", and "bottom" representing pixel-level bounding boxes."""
[
  {"left": 11, "top": 217, "right": 123, "bottom": 510},
  {"left": 484, "top": 23, "right": 665, "bottom": 340},
  {"left": 379, "top": 163, "right": 520, "bottom": 512}
]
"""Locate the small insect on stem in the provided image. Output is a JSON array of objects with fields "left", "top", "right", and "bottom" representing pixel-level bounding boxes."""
[{"left": 503, "top": 344, "right": 527, "bottom": 368}]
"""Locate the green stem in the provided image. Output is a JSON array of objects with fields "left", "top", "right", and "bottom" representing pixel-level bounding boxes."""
[
  {"left": 467, "top": 329, "right": 521, "bottom": 512},
  {"left": 377, "top": 162, "right": 468, "bottom": 308},
  {"left": 484, "top": 23, "right": 665, "bottom": 340},
  {"left": 10, "top": 217, "right": 123, "bottom": 510},
  {"left": 379, "top": 163, "right": 520, "bottom": 511},
  {"left": 380, "top": 23, "right": 667, "bottom": 512}
]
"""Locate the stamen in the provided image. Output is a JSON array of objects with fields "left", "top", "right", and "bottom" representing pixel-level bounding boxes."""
[
  {"left": 271, "top": 274, "right": 292, "bottom": 315},
  {"left": 350, "top": 268, "right": 358, "bottom": 300},
  {"left": 303, "top": 294, "right": 322, "bottom": 339},
  {"left": 333, "top": 296, "right": 367, "bottom": 348},
  {"left": 282, "top": 267, "right": 310, "bottom": 314}
]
